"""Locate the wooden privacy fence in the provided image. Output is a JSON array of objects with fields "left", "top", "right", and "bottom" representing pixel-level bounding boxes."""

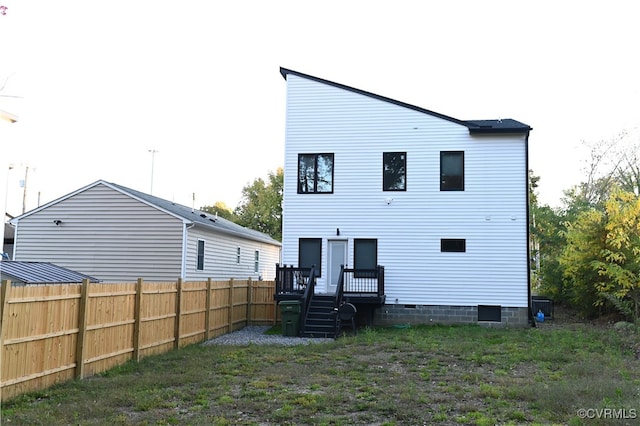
[{"left": 0, "top": 278, "right": 276, "bottom": 402}]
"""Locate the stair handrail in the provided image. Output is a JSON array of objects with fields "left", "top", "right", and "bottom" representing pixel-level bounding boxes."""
[
  {"left": 333, "top": 264, "right": 345, "bottom": 307},
  {"left": 299, "top": 264, "right": 316, "bottom": 335}
]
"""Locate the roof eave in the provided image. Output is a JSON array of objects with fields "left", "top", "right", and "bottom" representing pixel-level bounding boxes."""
[{"left": 468, "top": 127, "right": 532, "bottom": 135}]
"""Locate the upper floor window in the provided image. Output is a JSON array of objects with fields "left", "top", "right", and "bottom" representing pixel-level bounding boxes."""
[
  {"left": 196, "top": 240, "right": 205, "bottom": 270},
  {"left": 236, "top": 247, "right": 241, "bottom": 264},
  {"left": 383, "top": 152, "right": 406, "bottom": 191},
  {"left": 298, "top": 153, "right": 334, "bottom": 193},
  {"left": 440, "top": 151, "right": 464, "bottom": 191},
  {"left": 254, "top": 250, "right": 260, "bottom": 273}
]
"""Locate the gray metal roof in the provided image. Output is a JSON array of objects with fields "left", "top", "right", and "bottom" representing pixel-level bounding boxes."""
[
  {"left": 280, "top": 67, "right": 532, "bottom": 134},
  {"left": 0, "top": 261, "right": 101, "bottom": 284},
  {"left": 107, "top": 182, "right": 281, "bottom": 246}
]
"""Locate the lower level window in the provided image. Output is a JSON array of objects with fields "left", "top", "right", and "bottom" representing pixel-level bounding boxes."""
[
  {"left": 299, "top": 238, "right": 322, "bottom": 277},
  {"left": 354, "top": 239, "right": 377, "bottom": 278},
  {"left": 254, "top": 250, "right": 260, "bottom": 273}
]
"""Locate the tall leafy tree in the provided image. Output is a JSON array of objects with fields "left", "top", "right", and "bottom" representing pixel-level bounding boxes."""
[
  {"left": 559, "top": 207, "right": 607, "bottom": 318},
  {"left": 234, "top": 168, "right": 283, "bottom": 241},
  {"left": 592, "top": 189, "right": 640, "bottom": 322},
  {"left": 529, "top": 170, "right": 567, "bottom": 300}
]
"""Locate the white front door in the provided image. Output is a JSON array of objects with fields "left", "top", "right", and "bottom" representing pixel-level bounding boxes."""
[{"left": 327, "top": 240, "right": 347, "bottom": 294}]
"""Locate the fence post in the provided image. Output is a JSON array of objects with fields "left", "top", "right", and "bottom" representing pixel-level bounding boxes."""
[
  {"left": 174, "top": 278, "right": 182, "bottom": 350},
  {"left": 228, "top": 278, "right": 234, "bottom": 333},
  {"left": 247, "top": 277, "right": 253, "bottom": 326},
  {"left": 133, "top": 278, "right": 143, "bottom": 362},
  {"left": 75, "top": 279, "right": 90, "bottom": 380},
  {"left": 205, "top": 278, "right": 212, "bottom": 341},
  {"left": 0, "top": 280, "right": 12, "bottom": 401}
]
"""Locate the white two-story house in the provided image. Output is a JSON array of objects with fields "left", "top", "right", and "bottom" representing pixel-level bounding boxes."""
[{"left": 277, "top": 67, "right": 532, "bottom": 330}]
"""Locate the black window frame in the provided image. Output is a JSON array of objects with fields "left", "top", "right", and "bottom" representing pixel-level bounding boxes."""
[
  {"left": 383, "top": 152, "right": 407, "bottom": 191},
  {"left": 441, "top": 238, "right": 466, "bottom": 253},
  {"left": 297, "top": 153, "right": 334, "bottom": 194},
  {"left": 298, "top": 238, "right": 322, "bottom": 277},
  {"left": 196, "top": 240, "right": 205, "bottom": 270},
  {"left": 440, "top": 151, "right": 464, "bottom": 191},
  {"left": 354, "top": 238, "right": 378, "bottom": 278}
]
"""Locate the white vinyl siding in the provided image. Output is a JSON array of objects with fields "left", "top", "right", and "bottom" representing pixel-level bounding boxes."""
[
  {"left": 12, "top": 184, "right": 184, "bottom": 282},
  {"left": 185, "top": 226, "right": 280, "bottom": 281},
  {"left": 282, "top": 74, "right": 527, "bottom": 307}
]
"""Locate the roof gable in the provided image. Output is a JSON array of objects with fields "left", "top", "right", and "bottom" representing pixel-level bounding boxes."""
[{"left": 280, "top": 67, "right": 531, "bottom": 135}]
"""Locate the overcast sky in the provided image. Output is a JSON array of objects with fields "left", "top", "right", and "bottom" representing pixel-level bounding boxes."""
[{"left": 1, "top": 0, "right": 639, "bottom": 217}]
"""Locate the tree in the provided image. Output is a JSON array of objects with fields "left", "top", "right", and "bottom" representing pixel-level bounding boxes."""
[
  {"left": 592, "top": 189, "right": 640, "bottom": 322},
  {"left": 200, "top": 201, "right": 236, "bottom": 221},
  {"left": 530, "top": 170, "right": 571, "bottom": 301},
  {"left": 559, "top": 207, "right": 608, "bottom": 318},
  {"left": 234, "top": 168, "right": 283, "bottom": 241}
]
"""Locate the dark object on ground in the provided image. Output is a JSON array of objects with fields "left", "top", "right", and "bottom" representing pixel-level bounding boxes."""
[{"left": 337, "top": 303, "right": 357, "bottom": 336}]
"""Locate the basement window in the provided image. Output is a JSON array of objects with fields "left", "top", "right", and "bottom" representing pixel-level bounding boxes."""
[{"left": 478, "top": 305, "right": 502, "bottom": 322}]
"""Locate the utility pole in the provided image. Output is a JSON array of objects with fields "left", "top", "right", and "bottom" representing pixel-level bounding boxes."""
[
  {"left": 148, "top": 149, "right": 158, "bottom": 194},
  {"left": 21, "top": 166, "right": 28, "bottom": 214}
]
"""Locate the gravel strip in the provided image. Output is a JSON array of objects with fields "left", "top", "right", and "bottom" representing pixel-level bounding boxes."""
[{"left": 202, "top": 326, "right": 335, "bottom": 346}]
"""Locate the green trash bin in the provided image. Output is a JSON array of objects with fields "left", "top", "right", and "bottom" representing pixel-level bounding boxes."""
[{"left": 280, "top": 300, "right": 301, "bottom": 337}]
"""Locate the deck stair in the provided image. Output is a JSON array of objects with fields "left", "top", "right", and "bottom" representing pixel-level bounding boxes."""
[{"left": 301, "top": 294, "right": 336, "bottom": 338}]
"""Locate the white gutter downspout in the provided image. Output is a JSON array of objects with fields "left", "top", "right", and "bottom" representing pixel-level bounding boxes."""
[{"left": 181, "top": 222, "right": 195, "bottom": 279}]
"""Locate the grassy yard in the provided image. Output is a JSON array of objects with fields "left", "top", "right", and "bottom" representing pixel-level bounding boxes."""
[{"left": 1, "top": 309, "right": 639, "bottom": 425}]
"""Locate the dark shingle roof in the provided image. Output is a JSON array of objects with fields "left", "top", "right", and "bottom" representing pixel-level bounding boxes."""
[
  {"left": 465, "top": 119, "right": 532, "bottom": 134},
  {"left": 107, "top": 182, "right": 281, "bottom": 246},
  {"left": 0, "top": 261, "right": 100, "bottom": 284},
  {"left": 280, "top": 67, "right": 532, "bottom": 134}
]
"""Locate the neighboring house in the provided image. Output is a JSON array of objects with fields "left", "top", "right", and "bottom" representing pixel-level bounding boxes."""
[
  {"left": 277, "top": 67, "right": 532, "bottom": 329},
  {"left": 9, "top": 180, "right": 281, "bottom": 283},
  {"left": 0, "top": 261, "right": 100, "bottom": 285}
]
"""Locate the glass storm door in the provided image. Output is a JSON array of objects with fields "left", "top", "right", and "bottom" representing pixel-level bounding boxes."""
[{"left": 327, "top": 240, "right": 347, "bottom": 294}]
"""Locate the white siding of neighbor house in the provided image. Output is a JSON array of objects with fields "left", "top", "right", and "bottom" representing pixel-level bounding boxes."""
[
  {"left": 12, "top": 184, "right": 185, "bottom": 282},
  {"left": 184, "top": 227, "right": 280, "bottom": 281},
  {"left": 282, "top": 74, "right": 528, "bottom": 307}
]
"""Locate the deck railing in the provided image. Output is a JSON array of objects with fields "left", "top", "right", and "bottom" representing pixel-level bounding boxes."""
[
  {"left": 275, "top": 264, "right": 385, "bottom": 298},
  {"left": 342, "top": 266, "right": 385, "bottom": 296},
  {"left": 274, "top": 264, "right": 311, "bottom": 295}
]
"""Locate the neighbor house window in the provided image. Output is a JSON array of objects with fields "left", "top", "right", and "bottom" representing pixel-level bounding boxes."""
[
  {"left": 196, "top": 240, "right": 205, "bottom": 270},
  {"left": 383, "top": 152, "right": 406, "bottom": 191},
  {"left": 354, "top": 239, "right": 377, "bottom": 278},
  {"left": 299, "top": 238, "right": 322, "bottom": 277},
  {"left": 254, "top": 250, "right": 259, "bottom": 273},
  {"left": 236, "top": 247, "right": 241, "bottom": 264},
  {"left": 440, "top": 151, "right": 464, "bottom": 191},
  {"left": 298, "top": 153, "right": 334, "bottom": 193},
  {"left": 441, "top": 238, "right": 466, "bottom": 252}
]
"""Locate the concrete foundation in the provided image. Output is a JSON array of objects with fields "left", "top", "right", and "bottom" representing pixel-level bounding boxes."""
[{"left": 373, "top": 304, "right": 530, "bottom": 328}]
